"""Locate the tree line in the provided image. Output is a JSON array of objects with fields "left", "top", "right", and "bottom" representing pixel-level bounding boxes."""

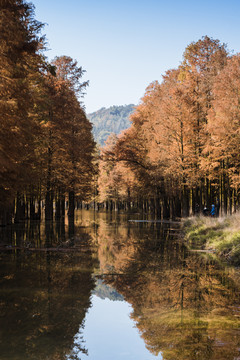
[
  {"left": 1, "top": 3, "right": 239, "bottom": 224},
  {"left": 98, "top": 36, "right": 240, "bottom": 218},
  {"left": 0, "top": 0, "right": 95, "bottom": 225}
]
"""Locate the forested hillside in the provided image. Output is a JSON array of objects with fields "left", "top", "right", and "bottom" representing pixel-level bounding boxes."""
[{"left": 88, "top": 104, "right": 135, "bottom": 146}]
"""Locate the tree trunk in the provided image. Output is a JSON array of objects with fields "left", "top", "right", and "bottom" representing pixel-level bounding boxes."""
[
  {"left": 45, "top": 187, "right": 53, "bottom": 221},
  {"left": 163, "top": 195, "right": 170, "bottom": 219},
  {"left": 68, "top": 190, "right": 75, "bottom": 218},
  {"left": 55, "top": 191, "right": 61, "bottom": 220},
  {"left": 61, "top": 193, "right": 65, "bottom": 218},
  {"left": 14, "top": 193, "right": 26, "bottom": 223},
  {"left": 30, "top": 195, "right": 36, "bottom": 220},
  {"left": 181, "top": 186, "right": 190, "bottom": 217}
]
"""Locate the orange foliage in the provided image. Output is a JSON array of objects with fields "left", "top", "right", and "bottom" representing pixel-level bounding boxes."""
[{"left": 98, "top": 36, "right": 238, "bottom": 215}]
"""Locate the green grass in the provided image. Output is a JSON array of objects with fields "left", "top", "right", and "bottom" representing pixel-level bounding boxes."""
[{"left": 183, "top": 213, "right": 240, "bottom": 265}]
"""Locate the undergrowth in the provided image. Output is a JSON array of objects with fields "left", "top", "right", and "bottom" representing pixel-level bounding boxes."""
[{"left": 183, "top": 213, "right": 240, "bottom": 266}]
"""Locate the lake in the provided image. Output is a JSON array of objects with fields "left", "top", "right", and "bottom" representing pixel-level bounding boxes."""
[{"left": 0, "top": 210, "right": 240, "bottom": 360}]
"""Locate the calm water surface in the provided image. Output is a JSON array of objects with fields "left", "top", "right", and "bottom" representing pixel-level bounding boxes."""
[{"left": 0, "top": 210, "right": 240, "bottom": 360}]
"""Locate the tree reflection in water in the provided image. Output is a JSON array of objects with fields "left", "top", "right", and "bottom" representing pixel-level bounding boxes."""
[
  {"left": 0, "top": 211, "right": 240, "bottom": 360},
  {"left": 0, "top": 219, "right": 97, "bottom": 360},
  {"left": 94, "top": 217, "right": 240, "bottom": 360}
]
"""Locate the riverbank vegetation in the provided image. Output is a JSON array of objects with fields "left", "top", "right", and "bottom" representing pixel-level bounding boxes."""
[
  {"left": 0, "top": 0, "right": 95, "bottom": 225},
  {"left": 183, "top": 212, "right": 240, "bottom": 265},
  {"left": 98, "top": 36, "right": 240, "bottom": 219}
]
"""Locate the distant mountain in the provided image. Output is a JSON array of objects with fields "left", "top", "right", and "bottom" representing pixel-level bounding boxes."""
[
  {"left": 92, "top": 279, "right": 124, "bottom": 301},
  {"left": 87, "top": 104, "right": 135, "bottom": 146}
]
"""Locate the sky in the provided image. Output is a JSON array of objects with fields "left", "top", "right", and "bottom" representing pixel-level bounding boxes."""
[
  {"left": 78, "top": 296, "right": 160, "bottom": 359},
  {"left": 33, "top": 0, "right": 240, "bottom": 114}
]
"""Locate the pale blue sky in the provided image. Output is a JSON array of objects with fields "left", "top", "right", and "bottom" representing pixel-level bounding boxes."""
[
  {"left": 33, "top": 0, "right": 240, "bottom": 113},
  {"left": 77, "top": 296, "right": 160, "bottom": 359}
]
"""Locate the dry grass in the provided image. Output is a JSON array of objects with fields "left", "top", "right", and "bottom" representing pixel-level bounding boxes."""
[{"left": 183, "top": 212, "right": 240, "bottom": 265}]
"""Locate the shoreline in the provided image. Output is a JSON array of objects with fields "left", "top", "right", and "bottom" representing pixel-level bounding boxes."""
[{"left": 183, "top": 213, "right": 240, "bottom": 266}]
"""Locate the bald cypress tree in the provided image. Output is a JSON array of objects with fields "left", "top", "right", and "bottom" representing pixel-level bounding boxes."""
[{"left": 0, "top": 0, "right": 45, "bottom": 224}]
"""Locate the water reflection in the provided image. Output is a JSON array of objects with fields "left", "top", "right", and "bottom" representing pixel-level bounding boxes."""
[
  {"left": 93, "top": 216, "right": 240, "bottom": 360},
  {"left": 0, "top": 210, "right": 240, "bottom": 360},
  {"left": 79, "top": 295, "right": 159, "bottom": 360},
  {"left": 0, "top": 221, "right": 96, "bottom": 360}
]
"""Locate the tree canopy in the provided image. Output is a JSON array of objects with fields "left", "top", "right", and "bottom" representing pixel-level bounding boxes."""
[
  {"left": 0, "top": 0, "right": 96, "bottom": 224},
  {"left": 98, "top": 36, "right": 239, "bottom": 217}
]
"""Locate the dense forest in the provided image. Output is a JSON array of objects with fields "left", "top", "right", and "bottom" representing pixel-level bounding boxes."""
[
  {"left": 88, "top": 104, "right": 135, "bottom": 146},
  {"left": 0, "top": 0, "right": 95, "bottom": 225},
  {"left": 1, "top": 2, "right": 240, "bottom": 359},
  {"left": 98, "top": 36, "right": 240, "bottom": 218},
  {"left": 1, "top": 1, "right": 240, "bottom": 226}
]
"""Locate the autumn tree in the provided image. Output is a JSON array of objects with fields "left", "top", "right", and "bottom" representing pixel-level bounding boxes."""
[
  {"left": 98, "top": 133, "right": 140, "bottom": 210},
  {"left": 40, "top": 56, "right": 95, "bottom": 221},
  {"left": 179, "top": 36, "right": 228, "bottom": 209},
  {"left": 205, "top": 54, "right": 240, "bottom": 213},
  {"left": 0, "top": 1, "right": 95, "bottom": 225},
  {"left": 99, "top": 36, "right": 234, "bottom": 218},
  {"left": 0, "top": 0, "right": 45, "bottom": 224}
]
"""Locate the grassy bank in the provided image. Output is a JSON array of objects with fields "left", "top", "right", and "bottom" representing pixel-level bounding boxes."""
[{"left": 183, "top": 213, "right": 240, "bottom": 266}]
